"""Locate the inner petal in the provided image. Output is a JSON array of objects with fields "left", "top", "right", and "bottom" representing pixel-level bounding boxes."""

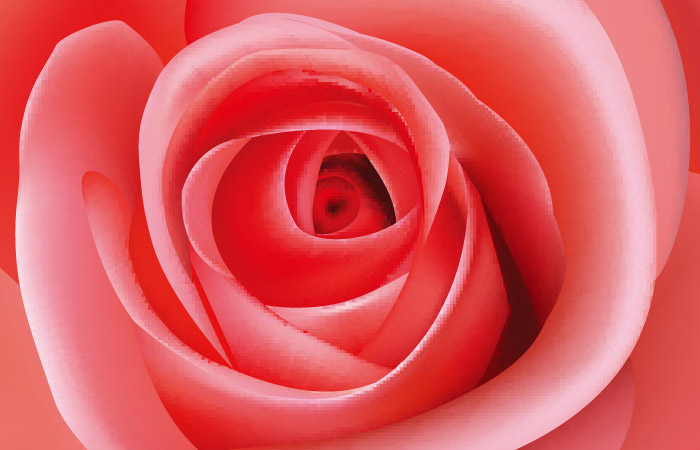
[{"left": 311, "top": 134, "right": 397, "bottom": 238}]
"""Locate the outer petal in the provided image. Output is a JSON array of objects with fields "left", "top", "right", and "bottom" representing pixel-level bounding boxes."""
[
  {"left": 16, "top": 22, "right": 196, "bottom": 450},
  {"left": 583, "top": 0, "right": 689, "bottom": 274},
  {"left": 0, "top": 0, "right": 187, "bottom": 280},
  {"left": 659, "top": 0, "right": 700, "bottom": 174},
  {"left": 621, "top": 172, "right": 700, "bottom": 449},
  {"left": 521, "top": 362, "right": 635, "bottom": 450},
  {"left": 185, "top": 5, "right": 655, "bottom": 448}
]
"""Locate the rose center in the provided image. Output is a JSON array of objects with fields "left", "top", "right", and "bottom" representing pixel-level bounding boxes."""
[{"left": 313, "top": 177, "right": 360, "bottom": 234}]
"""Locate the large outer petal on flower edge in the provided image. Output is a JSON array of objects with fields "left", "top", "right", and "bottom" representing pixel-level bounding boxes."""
[
  {"left": 14, "top": 171, "right": 700, "bottom": 450},
  {"left": 15, "top": 22, "right": 196, "bottom": 450},
  {"left": 621, "top": 173, "right": 700, "bottom": 448},
  {"left": 583, "top": 0, "right": 689, "bottom": 274},
  {"left": 186, "top": 4, "right": 656, "bottom": 449},
  {"left": 524, "top": 172, "right": 700, "bottom": 450},
  {"left": 659, "top": 0, "right": 700, "bottom": 174},
  {"left": 522, "top": 362, "right": 635, "bottom": 450},
  {"left": 524, "top": 173, "right": 700, "bottom": 450},
  {"left": 0, "top": 0, "right": 188, "bottom": 281}
]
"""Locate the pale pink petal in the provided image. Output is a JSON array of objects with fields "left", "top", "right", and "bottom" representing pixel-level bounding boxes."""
[
  {"left": 191, "top": 250, "right": 391, "bottom": 391},
  {"left": 268, "top": 274, "right": 407, "bottom": 354},
  {"left": 16, "top": 21, "right": 197, "bottom": 450},
  {"left": 522, "top": 362, "right": 635, "bottom": 450},
  {"left": 584, "top": 0, "right": 689, "bottom": 274}
]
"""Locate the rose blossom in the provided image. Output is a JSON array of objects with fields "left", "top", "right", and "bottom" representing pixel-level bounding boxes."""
[{"left": 1, "top": 1, "right": 699, "bottom": 449}]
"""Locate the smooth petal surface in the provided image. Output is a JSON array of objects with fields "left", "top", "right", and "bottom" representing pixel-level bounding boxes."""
[
  {"left": 0, "top": 0, "right": 187, "bottom": 280},
  {"left": 16, "top": 22, "right": 196, "bottom": 450},
  {"left": 268, "top": 274, "right": 407, "bottom": 354},
  {"left": 521, "top": 362, "right": 635, "bottom": 450},
  {"left": 191, "top": 250, "right": 392, "bottom": 391},
  {"left": 621, "top": 172, "right": 700, "bottom": 449},
  {"left": 584, "top": 0, "right": 689, "bottom": 274}
]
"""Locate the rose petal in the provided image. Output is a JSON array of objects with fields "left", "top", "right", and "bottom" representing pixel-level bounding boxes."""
[
  {"left": 268, "top": 274, "right": 407, "bottom": 354},
  {"left": 521, "top": 362, "right": 635, "bottom": 450},
  {"left": 0, "top": 0, "right": 187, "bottom": 280},
  {"left": 84, "top": 171, "right": 231, "bottom": 366},
  {"left": 346, "top": 133, "right": 420, "bottom": 222},
  {"left": 584, "top": 0, "right": 689, "bottom": 274},
  {"left": 285, "top": 130, "right": 344, "bottom": 234},
  {"left": 135, "top": 151, "right": 507, "bottom": 449},
  {"left": 182, "top": 138, "right": 251, "bottom": 275},
  {"left": 16, "top": 21, "right": 197, "bottom": 450},
  {"left": 191, "top": 249, "right": 392, "bottom": 391},
  {"left": 357, "top": 158, "right": 478, "bottom": 366}
]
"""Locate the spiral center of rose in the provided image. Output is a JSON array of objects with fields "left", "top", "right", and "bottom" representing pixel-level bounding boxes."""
[
  {"left": 310, "top": 147, "right": 396, "bottom": 237},
  {"left": 313, "top": 176, "right": 360, "bottom": 234}
]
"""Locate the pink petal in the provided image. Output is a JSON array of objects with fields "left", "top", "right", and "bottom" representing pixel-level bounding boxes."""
[
  {"left": 621, "top": 172, "right": 700, "bottom": 449},
  {"left": 584, "top": 0, "right": 690, "bottom": 274},
  {"left": 0, "top": 0, "right": 187, "bottom": 280},
  {"left": 16, "top": 21, "right": 196, "bottom": 450},
  {"left": 522, "top": 362, "right": 635, "bottom": 450},
  {"left": 658, "top": 0, "right": 700, "bottom": 174}
]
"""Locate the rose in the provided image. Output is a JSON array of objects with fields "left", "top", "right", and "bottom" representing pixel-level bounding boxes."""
[
  {"left": 2, "top": 1, "right": 699, "bottom": 449},
  {"left": 21, "top": 14, "right": 522, "bottom": 448}
]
